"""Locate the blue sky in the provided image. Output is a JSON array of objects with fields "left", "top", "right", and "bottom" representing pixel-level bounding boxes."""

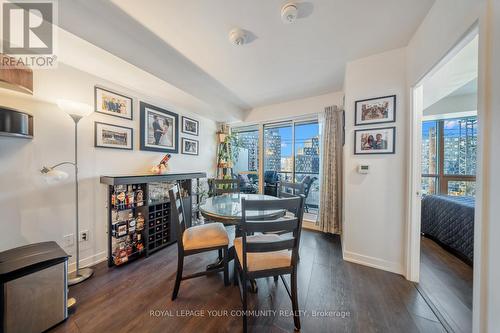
[{"left": 269, "top": 123, "right": 319, "bottom": 156}]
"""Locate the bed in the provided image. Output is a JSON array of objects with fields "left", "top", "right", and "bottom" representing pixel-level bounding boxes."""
[{"left": 421, "top": 195, "right": 475, "bottom": 265}]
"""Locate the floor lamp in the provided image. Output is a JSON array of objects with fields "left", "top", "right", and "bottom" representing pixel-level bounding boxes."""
[{"left": 41, "top": 100, "right": 94, "bottom": 285}]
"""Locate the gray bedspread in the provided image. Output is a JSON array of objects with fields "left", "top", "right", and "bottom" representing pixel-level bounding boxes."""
[{"left": 421, "top": 195, "right": 475, "bottom": 264}]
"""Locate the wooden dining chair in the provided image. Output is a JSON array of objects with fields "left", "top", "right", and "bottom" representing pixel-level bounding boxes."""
[
  {"left": 208, "top": 178, "right": 241, "bottom": 196},
  {"left": 233, "top": 196, "right": 305, "bottom": 332},
  {"left": 169, "top": 184, "right": 230, "bottom": 301}
]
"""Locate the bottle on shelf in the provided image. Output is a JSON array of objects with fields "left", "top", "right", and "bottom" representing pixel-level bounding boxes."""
[
  {"left": 136, "top": 187, "right": 144, "bottom": 206},
  {"left": 136, "top": 212, "right": 145, "bottom": 231},
  {"left": 127, "top": 185, "right": 134, "bottom": 208},
  {"left": 136, "top": 233, "right": 144, "bottom": 252}
]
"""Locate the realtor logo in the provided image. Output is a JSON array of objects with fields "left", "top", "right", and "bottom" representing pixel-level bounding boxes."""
[{"left": 1, "top": 1, "right": 57, "bottom": 68}]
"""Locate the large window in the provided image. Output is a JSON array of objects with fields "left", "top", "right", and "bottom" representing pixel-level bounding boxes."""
[
  {"left": 421, "top": 116, "right": 477, "bottom": 196},
  {"left": 263, "top": 120, "right": 320, "bottom": 216}
]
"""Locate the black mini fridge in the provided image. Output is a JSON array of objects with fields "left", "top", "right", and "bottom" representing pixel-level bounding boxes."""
[{"left": 0, "top": 242, "right": 69, "bottom": 333}]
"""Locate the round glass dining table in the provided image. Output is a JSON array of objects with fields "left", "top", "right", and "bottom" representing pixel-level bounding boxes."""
[{"left": 199, "top": 193, "right": 284, "bottom": 224}]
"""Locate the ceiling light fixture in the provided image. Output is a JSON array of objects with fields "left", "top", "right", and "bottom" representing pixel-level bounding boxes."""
[
  {"left": 229, "top": 28, "right": 247, "bottom": 46},
  {"left": 281, "top": 2, "right": 299, "bottom": 24}
]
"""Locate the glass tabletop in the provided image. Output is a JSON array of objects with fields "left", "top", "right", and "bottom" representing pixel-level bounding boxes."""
[{"left": 199, "top": 193, "right": 284, "bottom": 224}]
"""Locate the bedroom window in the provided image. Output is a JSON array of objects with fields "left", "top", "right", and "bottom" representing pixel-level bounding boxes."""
[{"left": 421, "top": 116, "right": 477, "bottom": 196}]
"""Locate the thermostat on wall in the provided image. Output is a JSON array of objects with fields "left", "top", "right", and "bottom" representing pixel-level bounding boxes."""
[{"left": 358, "top": 164, "right": 370, "bottom": 174}]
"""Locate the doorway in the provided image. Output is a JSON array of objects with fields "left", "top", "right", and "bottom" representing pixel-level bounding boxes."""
[{"left": 409, "top": 29, "right": 478, "bottom": 333}]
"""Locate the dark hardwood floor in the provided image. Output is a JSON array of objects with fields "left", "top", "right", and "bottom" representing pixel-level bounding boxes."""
[
  {"left": 50, "top": 230, "right": 445, "bottom": 333},
  {"left": 418, "top": 237, "right": 473, "bottom": 333}
]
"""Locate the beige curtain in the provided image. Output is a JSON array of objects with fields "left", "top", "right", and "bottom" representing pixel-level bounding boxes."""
[{"left": 317, "top": 105, "right": 343, "bottom": 234}]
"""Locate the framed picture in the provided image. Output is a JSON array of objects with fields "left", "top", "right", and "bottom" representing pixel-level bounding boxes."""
[
  {"left": 354, "top": 126, "right": 396, "bottom": 155},
  {"left": 182, "top": 116, "right": 199, "bottom": 136},
  {"left": 94, "top": 122, "right": 133, "bottom": 150},
  {"left": 355, "top": 95, "right": 396, "bottom": 126},
  {"left": 181, "top": 138, "right": 199, "bottom": 155},
  {"left": 94, "top": 86, "right": 133, "bottom": 120},
  {"left": 140, "top": 102, "right": 178, "bottom": 153}
]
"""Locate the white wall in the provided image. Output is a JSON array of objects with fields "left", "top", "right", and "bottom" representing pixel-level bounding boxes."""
[
  {"left": 406, "top": 0, "right": 481, "bottom": 86},
  {"left": 342, "top": 48, "right": 407, "bottom": 274},
  {"left": 0, "top": 63, "right": 217, "bottom": 271},
  {"left": 404, "top": 0, "right": 500, "bottom": 331},
  {"left": 243, "top": 91, "right": 344, "bottom": 123}
]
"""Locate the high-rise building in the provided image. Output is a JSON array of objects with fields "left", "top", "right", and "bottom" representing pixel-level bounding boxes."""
[{"left": 264, "top": 129, "right": 282, "bottom": 172}]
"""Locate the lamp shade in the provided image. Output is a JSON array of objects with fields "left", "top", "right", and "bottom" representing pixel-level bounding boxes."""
[
  {"left": 42, "top": 169, "right": 69, "bottom": 184},
  {"left": 57, "top": 99, "right": 93, "bottom": 119}
]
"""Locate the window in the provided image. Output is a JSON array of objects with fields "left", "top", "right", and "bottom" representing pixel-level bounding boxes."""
[
  {"left": 262, "top": 120, "right": 320, "bottom": 216},
  {"left": 233, "top": 117, "right": 321, "bottom": 220},
  {"left": 421, "top": 116, "right": 477, "bottom": 196},
  {"left": 232, "top": 127, "right": 259, "bottom": 192}
]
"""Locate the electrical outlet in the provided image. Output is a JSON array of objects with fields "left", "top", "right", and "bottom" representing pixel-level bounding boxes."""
[
  {"left": 63, "top": 234, "right": 74, "bottom": 247},
  {"left": 80, "top": 230, "right": 89, "bottom": 242}
]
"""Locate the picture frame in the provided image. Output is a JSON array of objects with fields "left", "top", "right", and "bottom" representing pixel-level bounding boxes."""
[
  {"left": 355, "top": 95, "right": 396, "bottom": 126},
  {"left": 181, "top": 137, "right": 199, "bottom": 155},
  {"left": 94, "top": 86, "right": 133, "bottom": 120},
  {"left": 182, "top": 116, "right": 199, "bottom": 136},
  {"left": 94, "top": 122, "right": 133, "bottom": 150},
  {"left": 354, "top": 126, "right": 396, "bottom": 155},
  {"left": 140, "top": 102, "right": 179, "bottom": 153}
]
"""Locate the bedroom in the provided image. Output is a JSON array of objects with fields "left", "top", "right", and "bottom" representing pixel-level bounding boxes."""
[{"left": 417, "top": 31, "right": 478, "bottom": 333}]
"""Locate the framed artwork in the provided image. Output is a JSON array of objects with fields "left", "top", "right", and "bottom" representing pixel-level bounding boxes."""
[
  {"left": 94, "top": 122, "right": 133, "bottom": 150},
  {"left": 181, "top": 138, "right": 199, "bottom": 155},
  {"left": 182, "top": 116, "right": 199, "bottom": 136},
  {"left": 355, "top": 95, "right": 396, "bottom": 126},
  {"left": 354, "top": 126, "right": 396, "bottom": 155},
  {"left": 94, "top": 86, "right": 133, "bottom": 120},
  {"left": 140, "top": 102, "right": 179, "bottom": 153}
]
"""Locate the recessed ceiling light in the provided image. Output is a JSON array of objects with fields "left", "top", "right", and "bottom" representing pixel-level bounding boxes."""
[
  {"left": 281, "top": 2, "right": 299, "bottom": 24},
  {"left": 229, "top": 28, "right": 247, "bottom": 46}
]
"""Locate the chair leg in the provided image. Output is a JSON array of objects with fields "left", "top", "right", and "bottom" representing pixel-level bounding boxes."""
[
  {"left": 218, "top": 248, "right": 223, "bottom": 260},
  {"left": 233, "top": 260, "right": 239, "bottom": 286},
  {"left": 273, "top": 275, "right": 279, "bottom": 282},
  {"left": 172, "top": 252, "right": 184, "bottom": 301},
  {"left": 242, "top": 275, "right": 248, "bottom": 333},
  {"left": 291, "top": 269, "right": 301, "bottom": 330},
  {"left": 223, "top": 247, "right": 229, "bottom": 286}
]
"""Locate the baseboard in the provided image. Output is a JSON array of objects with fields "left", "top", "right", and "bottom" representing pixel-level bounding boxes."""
[
  {"left": 343, "top": 250, "right": 404, "bottom": 275},
  {"left": 68, "top": 251, "right": 107, "bottom": 273}
]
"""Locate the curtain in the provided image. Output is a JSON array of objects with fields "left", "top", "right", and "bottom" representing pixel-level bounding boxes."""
[{"left": 317, "top": 105, "right": 343, "bottom": 234}]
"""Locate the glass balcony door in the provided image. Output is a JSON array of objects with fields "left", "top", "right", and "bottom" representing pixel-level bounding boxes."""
[
  {"left": 263, "top": 119, "right": 320, "bottom": 219},
  {"left": 263, "top": 122, "right": 293, "bottom": 196},
  {"left": 232, "top": 127, "right": 260, "bottom": 194}
]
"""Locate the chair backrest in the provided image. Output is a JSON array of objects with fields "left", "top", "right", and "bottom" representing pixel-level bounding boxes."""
[
  {"left": 278, "top": 181, "right": 305, "bottom": 198},
  {"left": 240, "top": 196, "right": 305, "bottom": 272},
  {"left": 264, "top": 171, "right": 279, "bottom": 184},
  {"left": 169, "top": 183, "right": 186, "bottom": 249},
  {"left": 302, "top": 176, "right": 317, "bottom": 198},
  {"left": 208, "top": 178, "right": 241, "bottom": 196}
]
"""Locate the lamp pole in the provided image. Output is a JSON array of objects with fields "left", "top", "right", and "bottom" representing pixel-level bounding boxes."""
[{"left": 68, "top": 114, "right": 93, "bottom": 285}]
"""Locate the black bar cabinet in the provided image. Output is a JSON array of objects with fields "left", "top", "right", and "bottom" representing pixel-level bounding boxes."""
[{"left": 100, "top": 173, "right": 206, "bottom": 267}]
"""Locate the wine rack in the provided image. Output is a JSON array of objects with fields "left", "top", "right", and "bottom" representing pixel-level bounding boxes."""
[{"left": 147, "top": 203, "right": 170, "bottom": 253}]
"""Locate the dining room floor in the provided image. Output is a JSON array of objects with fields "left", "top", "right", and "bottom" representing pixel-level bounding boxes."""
[{"left": 49, "top": 230, "right": 445, "bottom": 333}]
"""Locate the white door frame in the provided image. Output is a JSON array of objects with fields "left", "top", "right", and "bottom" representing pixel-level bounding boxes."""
[
  {"left": 406, "top": 84, "right": 423, "bottom": 282},
  {"left": 406, "top": 25, "right": 479, "bottom": 283}
]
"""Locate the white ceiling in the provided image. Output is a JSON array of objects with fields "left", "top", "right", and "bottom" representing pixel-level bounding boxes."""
[{"left": 58, "top": 0, "right": 434, "bottom": 118}]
